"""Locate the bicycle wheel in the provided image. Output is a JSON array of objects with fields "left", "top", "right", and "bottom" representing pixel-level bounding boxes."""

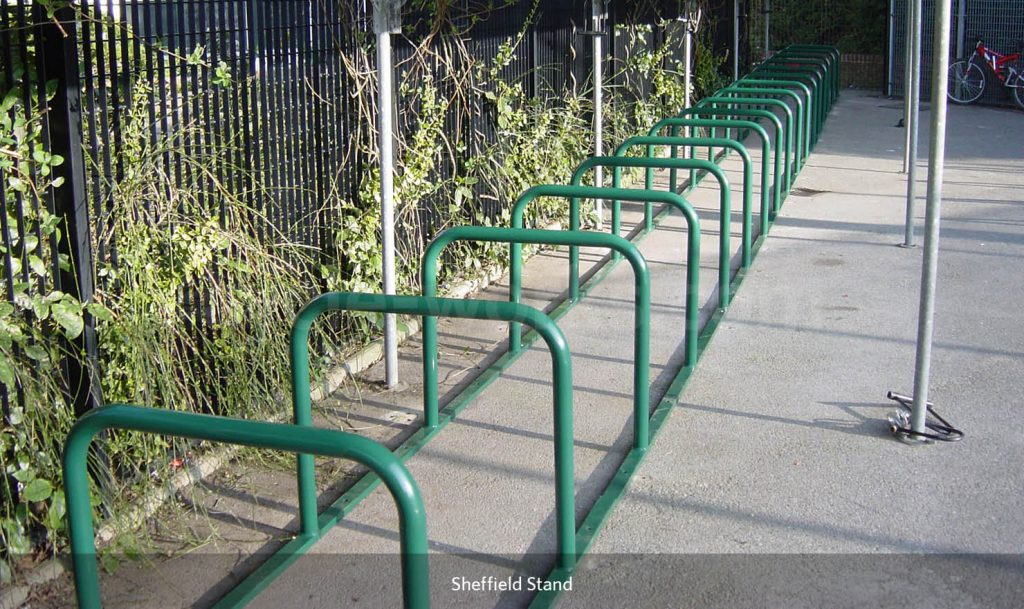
[
  {"left": 1011, "top": 72, "right": 1024, "bottom": 111},
  {"left": 947, "top": 60, "right": 985, "bottom": 104}
]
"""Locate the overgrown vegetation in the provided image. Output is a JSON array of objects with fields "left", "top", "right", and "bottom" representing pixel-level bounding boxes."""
[{"left": 1, "top": 0, "right": 731, "bottom": 581}]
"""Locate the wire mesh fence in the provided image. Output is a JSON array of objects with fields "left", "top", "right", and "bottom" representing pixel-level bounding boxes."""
[
  {"left": 745, "top": 0, "right": 888, "bottom": 88},
  {"left": 889, "top": 0, "right": 1024, "bottom": 105}
]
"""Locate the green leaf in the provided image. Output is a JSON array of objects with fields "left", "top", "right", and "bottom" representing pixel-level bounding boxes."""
[
  {"left": 22, "top": 478, "right": 53, "bottom": 502},
  {"left": 51, "top": 298, "right": 84, "bottom": 338},
  {"left": 32, "top": 295, "right": 49, "bottom": 320},
  {"left": 23, "top": 344, "right": 49, "bottom": 363},
  {"left": 86, "top": 302, "right": 113, "bottom": 322},
  {"left": 186, "top": 46, "right": 206, "bottom": 66},
  {"left": 46, "top": 490, "right": 66, "bottom": 531},
  {"left": 0, "top": 359, "right": 15, "bottom": 388},
  {"left": 11, "top": 468, "right": 33, "bottom": 483},
  {"left": 99, "top": 551, "right": 120, "bottom": 574},
  {"left": 29, "top": 255, "right": 46, "bottom": 277},
  {"left": 0, "top": 302, "right": 13, "bottom": 317},
  {"left": 2, "top": 522, "right": 31, "bottom": 555}
]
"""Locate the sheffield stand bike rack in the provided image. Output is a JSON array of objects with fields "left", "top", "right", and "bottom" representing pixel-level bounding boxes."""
[
  {"left": 64, "top": 404, "right": 430, "bottom": 609},
  {"left": 291, "top": 294, "right": 578, "bottom": 572},
  {"left": 650, "top": 118, "right": 773, "bottom": 237},
  {"left": 421, "top": 226, "right": 652, "bottom": 450}
]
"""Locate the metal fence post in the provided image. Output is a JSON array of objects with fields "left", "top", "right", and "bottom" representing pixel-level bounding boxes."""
[
  {"left": 733, "top": 0, "right": 741, "bottom": 81},
  {"left": 373, "top": 0, "right": 402, "bottom": 389},
  {"left": 593, "top": 0, "right": 607, "bottom": 225},
  {"left": 887, "top": 0, "right": 896, "bottom": 96},
  {"left": 954, "top": 0, "right": 966, "bottom": 60},
  {"left": 39, "top": 6, "right": 103, "bottom": 416}
]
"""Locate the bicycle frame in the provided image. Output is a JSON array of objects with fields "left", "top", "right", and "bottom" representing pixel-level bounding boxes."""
[{"left": 973, "top": 40, "right": 1020, "bottom": 84}]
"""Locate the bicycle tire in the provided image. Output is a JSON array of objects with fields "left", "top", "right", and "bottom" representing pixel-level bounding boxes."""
[
  {"left": 947, "top": 59, "right": 986, "bottom": 104},
  {"left": 1011, "top": 72, "right": 1024, "bottom": 111}
]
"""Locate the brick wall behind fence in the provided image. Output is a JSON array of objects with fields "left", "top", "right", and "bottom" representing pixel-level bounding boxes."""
[{"left": 842, "top": 53, "right": 884, "bottom": 89}]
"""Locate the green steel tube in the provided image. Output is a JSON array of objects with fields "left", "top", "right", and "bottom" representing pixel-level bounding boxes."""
[
  {"left": 64, "top": 405, "right": 430, "bottom": 609},
  {"left": 678, "top": 106, "right": 786, "bottom": 208},
  {"left": 736, "top": 79, "right": 814, "bottom": 156},
  {"left": 770, "top": 52, "right": 832, "bottom": 88},
  {"left": 566, "top": 165, "right": 728, "bottom": 307},
  {"left": 779, "top": 47, "right": 838, "bottom": 96},
  {"left": 701, "top": 95, "right": 796, "bottom": 179},
  {"left": 783, "top": 45, "right": 840, "bottom": 91},
  {"left": 780, "top": 46, "right": 838, "bottom": 78},
  {"left": 755, "top": 65, "right": 825, "bottom": 102},
  {"left": 759, "top": 62, "right": 829, "bottom": 110},
  {"left": 718, "top": 86, "right": 805, "bottom": 170},
  {"left": 766, "top": 56, "right": 832, "bottom": 103},
  {"left": 752, "top": 67, "right": 826, "bottom": 122},
  {"left": 611, "top": 136, "right": 753, "bottom": 268},
  {"left": 512, "top": 184, "right": 701, "bottom": 367},
  {"left": 420, "top": 226, "right": 651, "bottom": 451},
  {"left": 651, "top": 118, "right": 772, "bottom": 237},
  {"left": 749, "top": 71, "right": 824, "bottom": 137},
  {"left": 291, "top": 292, "right": 577, "bottom": 571}
]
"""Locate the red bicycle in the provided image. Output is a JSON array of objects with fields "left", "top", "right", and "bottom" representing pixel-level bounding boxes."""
[{"left": 947, "top": 36, "right": 1024, "bottom": 109}]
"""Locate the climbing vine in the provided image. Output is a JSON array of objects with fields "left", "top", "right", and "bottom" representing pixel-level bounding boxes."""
[{"left": 1, "top": 0, "right": 729, "bottom": 583}]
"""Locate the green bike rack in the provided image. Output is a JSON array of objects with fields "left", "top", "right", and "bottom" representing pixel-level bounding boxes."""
[
  {"left": 291, "top": 293, "right": 577, "bottom": 572},
  {"left": 65, "top": 405, "right": 430, "bottom": 609},
  {"left": 748, "top": 71, "right": 825, "bottom": 139},
  {"left": 784, "top": 43, "right": 840, "bottom": 65},
  {"left": 765, "top": 55, "right": 834, "bottom": 103},
  {"left": 762, "top": 58, "right": 830, "bottom": 103},
  {"left": 778, "top": 45, "right": 839, "bottom": 95},
  {"left": 752, "top": 67, "right": 828, "bottom": 120},
  {"left": 777, "top": 45, "right": 838, "bottom": 78},
  {"left": 679, "top": 105, "right": 790, "bottom": 197},
  {"left": 717, "top": 86, "right": 805, "bottom": 169},
  {"left": 735, "top": 79, "right": 815, "bottom": 155},
  {"left": 610, "top": 136, "right": 751, "bottom": 269},
  {"left": 768, "top": 51, "right": 832, "bottom": 85},
  {"left": 512, "top": 183, "right": 701, "bottom": 367},
  {"left": 700, "top": 94, "right": 797, "bottom": 176},
  {"left": 651, "top": 118, "right": 773, "bottom": 236},
  {"left": 420, "top": 226, "right": 652, "bottom": 451}
]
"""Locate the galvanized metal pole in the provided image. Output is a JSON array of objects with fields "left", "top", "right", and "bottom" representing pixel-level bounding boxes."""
[
  {"left": 733, "top": 0, "right": 740, "bottom": 81},
  {"left": 887, "top": 0, "right": 895, "bottom": 95},
  {"left": 683, "top": 11, "right": 693, "bottom": 106},
  {"left": 763, "top": 0, "right": 771, "bottom": 61},
  {"left": 902, "top": 0, "right": 914, "bottom": 173},
  {"left": 955, "top": 0, "right": 966, "bottom": 60},
  {"left": 903, "top": 0, "right": 922, "bottom": 247},
  {"left": 910, "top": 0, "right": 953, "bottom": 435},
  {"left": 683, "top": 4, "right": 696, "bottom": 187},
  {"left": 593, "top": 0, "right": 606, "bottom": 224},
  {"left": 373, "top": 0, "right": 401, "bottom": 389}
]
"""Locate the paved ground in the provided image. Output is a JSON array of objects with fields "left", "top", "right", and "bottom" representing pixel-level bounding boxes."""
[
  {"left": 563, "top": 93, "right": 1024, "bottom": 608},
  {"left": 64, "top": 90, "right": 1024, "bottom": 609}
]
